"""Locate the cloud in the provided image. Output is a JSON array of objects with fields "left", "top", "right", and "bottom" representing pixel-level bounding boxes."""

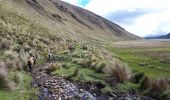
[
  {"left": 105, "top": 9, "right": 150, "bottom": 25},
  {"left": 61, "top": 0, "right": 170, "bottom": 37}
]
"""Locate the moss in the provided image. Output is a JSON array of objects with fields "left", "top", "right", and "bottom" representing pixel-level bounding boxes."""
[
  {"left": 114, "top": 82, "right": 139, "bottom": 92},
  {"left": 101, "top": 86, "right": 113, "bottom": 93}
]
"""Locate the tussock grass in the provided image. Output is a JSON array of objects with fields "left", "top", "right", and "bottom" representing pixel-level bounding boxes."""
[
  {"left": 0, "top": 62, "right": 17, "bottom": 91},
  {"left": 110, "top": 62, "right": 131, "bottom": 83},
  {"left": 131, "top": 72, "right": 145, "bottom": 83},
  {"left": 95, "top": 61, "right": 106, "bottom": 73},
  {"left": 46, "top": 63, "right": 61, "bottom": 72},
  {"left": 147, "top": 77, "right": 169, "bottom": 99},
  {"left": 140, "top": 76, "right": 169, "bottom": 99},
  {"left": 140, "top": 76, "right": 152, "bottom": 90}
]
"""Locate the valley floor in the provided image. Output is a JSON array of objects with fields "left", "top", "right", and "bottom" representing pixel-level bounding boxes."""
[
  {"left": 0, "top": 39, "right": 170, "bottom": 100},
  {"left": 109, "top": 39, "right": 170, "bottom": 78}
]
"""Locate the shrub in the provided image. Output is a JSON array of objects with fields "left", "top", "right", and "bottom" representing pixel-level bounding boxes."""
[
  {"left": 148, "top": 78, "right": 168, "bottom": 98},
  {"left": 110, "top": 62, "right": 131, "bottom": 83},
  {"left": 0, "top": 62, "right": 16, "bottom": 91},
  {"left": 81, "top": 59, "right": 92, "bottom": 68},
  {"left": 90, "top": 62, "right": 98, "bottom": 69},
  {"left": 161, "top": 90, "right": 170, "bottom": 100},
  {"left": 132, "top": 72, "right": 145, "bottom": 83},
  {"left": 0, "top": 62, "right": 8, "bottom": 88},
  {"left": 141, "top": 77, "right": 169, "bottom": 99},
  {"left": 4, "top": 81, "right": 16, "bottom": 91},
  {"left": 140, "top": 76, "right": 152, "bottom": 90},
  {"left": 72, "top": 58, "right": 92, "bottom": 68},
  {"left": 13, "top": 44, "right": 22, "bottom": 53},
  {"left": 139, "top": 62, "right": 147, "bottom": 66},
  {"left": 72, "top": 58, "right": 83, "bottom": 65},
  {"left": 15, "top": 60, "right": 23, "bottom": 71},
  {"left": 72, "top": 52, "right": 81, "bottom": 58},
  {"left": 68, "top": 45, "right": 76, "bottom": 51},
  {"left": 46, "top": 63, "right": 61, "bottom": 73},
  {"left": 82, "top": 45, "right": 87, "bottom": 50},
  {"left": 90, "top": 55, "right": 98, "bottom": 62},
  {"left": 0, "top": 39, "right": 11, "bottom": 50},
  {"left": 73, "top": 68, "right": 80, "bottom": 77},
  {"left": 95, "top": 61, "right": 106, "bottom": 73},
  {"left": 13, "top": 73, "right": 22, "bottom": 85}
]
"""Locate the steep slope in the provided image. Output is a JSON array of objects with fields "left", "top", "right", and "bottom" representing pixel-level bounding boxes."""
[{"left": 9, "top": 0, "right": 139, "bottom": 42}]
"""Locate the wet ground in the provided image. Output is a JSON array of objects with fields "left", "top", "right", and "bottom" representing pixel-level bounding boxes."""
[{"left": 30, "top": 62, "right": 154, "bottom": 100}]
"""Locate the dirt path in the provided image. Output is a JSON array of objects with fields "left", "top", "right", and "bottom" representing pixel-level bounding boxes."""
[
  {"left": 31, "top": 62, "right": 96, "bottom": 100},
  {"left": 32, "top": 63, "right": 99, "bottom": 100},
  {"left": 30, "top": 61, "right": 153, "bottom": 100}
]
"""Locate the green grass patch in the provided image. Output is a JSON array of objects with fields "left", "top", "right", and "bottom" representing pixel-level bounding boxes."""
[
  {"left": 0, "top": 71, "right": 37, "bottom": 100},
  {"left": 113, "top": 82, "right": 139, "bottom": 92},
  {"left": 53, "top": 62, "right": 106, "bottom": 83},
  {"left": 108, "top": 47, "right": 170, "bottom": 78}
]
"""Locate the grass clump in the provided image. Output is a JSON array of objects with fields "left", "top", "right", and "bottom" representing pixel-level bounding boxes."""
[
  {"left": 0, "top": 39, "right": 11, "bottom": 50},
  {"left": 46, "top": 62, "right": 61, "bottom": 73},
  {"left": 140, "top": 76, "right": 169, "bottom": 99},
  {"left": 110, "top": 62, "right": 131, "bottom": 83},
  {"left": 147, "top": 77, "right": 169, "bottom": 99},
  {"left": 95, "top": 61, "right": 106, "bottom": 73},
  {"left": 114, "top": 82, "right": 139, "bottom": 92},
  {"left": 131, "top": 72, "right": 145, "bottom": 84},
  {"left": 140, "top": 76, "right": 152, "bottom": 90}
]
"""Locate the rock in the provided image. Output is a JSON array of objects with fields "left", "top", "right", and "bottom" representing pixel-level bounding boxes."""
[
  {"left": 80, "top": 89, "right": 84, "bottom": 93},
  {"left": 59, "top": 88, "right": 64, "bottom": 93},
  {"left": 111, "top": 94, "right": 117, "bottom": 98}
]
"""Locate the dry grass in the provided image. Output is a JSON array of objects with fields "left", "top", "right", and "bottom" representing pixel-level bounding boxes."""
[
  {"left": 131, "top": 72, "right": 145, "bottom": 83},
  {"left": 0, "top": 62, "right": 8, "bottom": 89},
  {"left": 95, "top": 61, "right": 106, "bottom": 73},
  {"left": 0, "top": 62, "right": 16, "bottom": 91},
  {"left": 140, "top": 76, "right": 169, "bottom": 99},
  {"left": 112, "top": 40, "right": 170, "bottom": 48},
  {"left": 46, "top": 63, "right": 61, "bottom": 72},
  {"left": 110, "top": 62, "right": 131, "bottom": 83},
  {"left": 140, "top": 76, "right": 152, "bottom": 90}
]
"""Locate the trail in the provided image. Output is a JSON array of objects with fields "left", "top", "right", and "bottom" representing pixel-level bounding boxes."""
[
  {"left": 31, "top": 62, "right": 96, "bottom": 100},
  {"left": 30, "top": 61, "right": 152, "bottom": 100}
]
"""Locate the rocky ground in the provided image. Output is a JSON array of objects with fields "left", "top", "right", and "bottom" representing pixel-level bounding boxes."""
[{"left": 30, "top": 62, "right": 154, "bottom": 100}]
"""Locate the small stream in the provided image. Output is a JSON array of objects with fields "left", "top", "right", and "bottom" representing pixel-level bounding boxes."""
[{"left": 31, "top": 63, "right": 97, "bottom": 100}]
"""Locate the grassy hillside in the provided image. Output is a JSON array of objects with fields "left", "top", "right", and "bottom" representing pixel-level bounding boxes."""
[
  {"left": 0, "top": 0, "right": 169, "bottom": 99},
  {"left": 8, "top": 0, "right": 139, "bottom": 41}
]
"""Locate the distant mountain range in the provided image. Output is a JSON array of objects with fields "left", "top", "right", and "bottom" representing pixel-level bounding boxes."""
[{"left": 145, "top": 33, "right": 170, "bottom": 39}]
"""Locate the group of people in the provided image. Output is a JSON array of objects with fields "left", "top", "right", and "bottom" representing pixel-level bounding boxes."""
[{"left": 27, "top": 52, "right": 53, "bottom": 72}]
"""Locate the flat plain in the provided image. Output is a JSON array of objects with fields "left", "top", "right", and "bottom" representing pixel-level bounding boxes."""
[{"left": 108, "top": 39, "right": 170, "bottom": 78}]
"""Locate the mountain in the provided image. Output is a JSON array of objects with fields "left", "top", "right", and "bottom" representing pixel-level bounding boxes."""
[
  {"left": 145, "top": 33, "right": 170, "bottom": 39},
  {"left": 2, "top": 0, "right": 139, "bottom": 42},
  {"left": 159, "top": 33, "right": 170, "bottom": 39}
]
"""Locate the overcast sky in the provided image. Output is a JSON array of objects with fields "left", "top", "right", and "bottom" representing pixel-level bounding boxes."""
[{"left": 62, "top": 0, "right": 170, "bottom": 37}]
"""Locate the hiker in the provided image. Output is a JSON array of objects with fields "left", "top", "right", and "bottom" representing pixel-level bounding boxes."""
[
  {"left": 27, "top": 53, "right": 36, "bottom": 72},
  {"left": 48, "top": 52, "right": 53, "bottom": 61},
  {"left": 33, "top": 55, "right": 37, "bottom": 66}
]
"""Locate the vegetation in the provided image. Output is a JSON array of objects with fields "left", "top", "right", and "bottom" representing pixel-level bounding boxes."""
[
  {"left": 107, "top": 47, "right": 170, "bottom": 78},
  {"left": 110, "top": 62, "right": 131, "bottom": 83},
  {"left": 0, "top": 0, "right": 169, "bottom": 99},
  {"left": 46, "top": 62, "right": 61, "bottom": 73},
  {"left": 140, "top": 77, "right": 169, "bottom": 99}
]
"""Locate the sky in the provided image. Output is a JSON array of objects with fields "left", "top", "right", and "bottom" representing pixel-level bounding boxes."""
[{"left": 62, "top": 0, "right": 170, "bottom": 37}]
